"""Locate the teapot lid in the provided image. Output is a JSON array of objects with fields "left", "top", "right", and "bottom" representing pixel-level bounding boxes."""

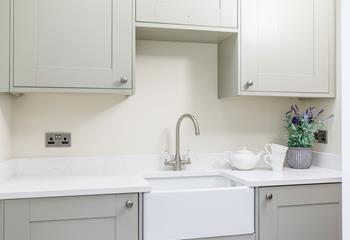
[{"left": 236, "top": 147, "right": 254, "bottom": 155}]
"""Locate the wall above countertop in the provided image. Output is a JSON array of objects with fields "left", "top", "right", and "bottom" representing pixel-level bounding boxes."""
[{"left": 10, "top": 41, "right": 298, "bottom": 158}]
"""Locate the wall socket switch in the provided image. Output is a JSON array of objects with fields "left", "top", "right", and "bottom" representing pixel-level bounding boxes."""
[
  {"left": 315, "top": 130, "right": 328, "bottom": 144},
  {"left": 45, "top": 132, "right": 71, "bottom": 147}
]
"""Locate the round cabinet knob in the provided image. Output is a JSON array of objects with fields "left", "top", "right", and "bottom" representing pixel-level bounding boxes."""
[
  {"left": 125, "top": 200, "right": 134, "bottom": 208},
  {"left": 246, "top": 81, "right": 254, "bottom": 88},
  {"left": 265, "top": 193, "right": 273, "bottom": 200},
  {"left": 120, "top": 77, "right": 128, "bottom": 84}
]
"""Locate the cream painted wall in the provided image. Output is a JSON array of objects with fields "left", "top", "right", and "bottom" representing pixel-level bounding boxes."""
[
  {"left": 0, "top": 94, "right": 12, "bottom": 160},
  {"left": 11, "top": 41, "right": 296, "bottom": 158},
  {"left": 301, "top": 94, "right": 341, "bottom": 154}
]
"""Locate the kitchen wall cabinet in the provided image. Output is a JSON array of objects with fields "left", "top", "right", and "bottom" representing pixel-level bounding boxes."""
[
  {"left": 258, "top": 184, "right": 341, "bottom": 240},
  {"left": 4, "top": 194, "right": 139, "bottom": 240},
  {"left": 240, "top": 0, "right": 335, "bottom": 97},
  {"left": 136, "top": 0, "right": 238, "bottom": 29},
  {"left": 11, "top": 0, "right": 134, "bottom": 94},
  {"left": 219, "top": 0, "right": 336, "bottom": 98},
  {"left": 0, "top": 0, "right": 9, "bottom": 92}
]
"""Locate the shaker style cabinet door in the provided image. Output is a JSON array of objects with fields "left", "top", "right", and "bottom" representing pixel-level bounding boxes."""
[
  {"left": 12, "top": 0, "right": 133, "bottom": 90},
  {"left": 258, "top": 184, "right": 342, "bottom": 240},
  {"left": 0, "top": 0, "right": 9, "bottom": 92},
  {"left": 241, "top": 0, "right": 336, "bottom": 96},
  {"left": 0, "top": 201, "right": 3, "bottom": 240},
  {"left": 4, "top": 194, "right": 139, "bottom": 240},
  {"left": 136, "top": 0, "right": 238, "bottom": 29}
]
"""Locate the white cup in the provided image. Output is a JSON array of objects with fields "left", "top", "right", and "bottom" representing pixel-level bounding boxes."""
[
  {"left": 265, "top": 143, "right": 289, "bottom": 155},
  {"left": 264, "top": 153, "right": 286, "bottom": 172}
]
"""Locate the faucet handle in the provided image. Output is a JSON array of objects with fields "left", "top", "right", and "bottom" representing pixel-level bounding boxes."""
[
  {"left": 163, "top": 150, "right": 175, "bottom": 166},
  {"left": 182, "top": 149, "right": 192, "bottom": 165}
]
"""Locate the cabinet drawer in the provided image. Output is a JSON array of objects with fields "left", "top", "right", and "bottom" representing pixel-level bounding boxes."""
[{"left": 136, "top": 0, "right": 238, "bottom": 28}]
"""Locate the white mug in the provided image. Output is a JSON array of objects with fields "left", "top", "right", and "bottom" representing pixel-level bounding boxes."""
[
  {"left": 264, "top": 153, "right": 286, "bottom": 172},
  {"left": 265, "top": 143, "right": 289, "bottom": 155}
]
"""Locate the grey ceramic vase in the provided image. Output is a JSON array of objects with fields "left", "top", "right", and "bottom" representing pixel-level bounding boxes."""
[{"left": 286, "top": 147, "right": 313, "bottom": 169}]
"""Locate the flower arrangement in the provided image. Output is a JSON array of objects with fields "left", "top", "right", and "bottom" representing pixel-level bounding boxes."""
[{"left": 285, "top": 105, "right": 332, "bottom": 148}]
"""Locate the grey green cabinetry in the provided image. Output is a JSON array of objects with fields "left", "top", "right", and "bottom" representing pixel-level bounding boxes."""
[
  {"left": 0, "top": 0, "right": 9, "bottom": 92},
  {"left": 0, "top": 201, "right": 3, "bottom": 240},
  {"left": 3, "top": 194, "right": 139, "bottom": 240},
  {"left": 195, "top": 234, "right": 255, "bottom": 240},
  {"left": 1, "top": 0, "right": 134, "bottom": 94},
  {"left": 257, "top": 183, "right": 342, "bottom": 240}
]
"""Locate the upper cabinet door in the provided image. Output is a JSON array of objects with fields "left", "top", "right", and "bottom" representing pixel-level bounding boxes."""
[
  {"left": 0, "top": 0, "right": 9, "bottom": 92},
  {"left": 241, "top": 0, "right": 336, "bottom": 96},
  {"left": 13, "top": 0, "right": 133, "bottom": 90},
  {"left": 136, "top": 0, "right": 238, "bottom": 29}
]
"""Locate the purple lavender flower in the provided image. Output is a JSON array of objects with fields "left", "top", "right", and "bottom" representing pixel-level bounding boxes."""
[
  {"left": 295, "top": 105, "right": 299, "bottom": 113},
  {"left": 317, "top": 109, "right": 324, "bottom": 116},
  {"left": 292, "top": 116, "right": 299, "bottom": 125}
]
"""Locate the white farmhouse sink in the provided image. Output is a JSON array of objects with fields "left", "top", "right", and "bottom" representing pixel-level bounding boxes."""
[{"left": 143, "top": 173, "right": 254, "bottom": 240}]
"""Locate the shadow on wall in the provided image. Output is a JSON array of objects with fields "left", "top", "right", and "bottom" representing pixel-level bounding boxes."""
[{"left": 11, "top": 41, "right": 297, "bottom": 157}]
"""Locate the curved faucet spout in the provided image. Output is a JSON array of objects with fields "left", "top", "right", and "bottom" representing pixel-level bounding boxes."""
[
  {"left": 174, "top": 114, "right": 200, "bottom": 171},
  {"left": 176, "top": 114, "right": 201, "bottom": 136}
]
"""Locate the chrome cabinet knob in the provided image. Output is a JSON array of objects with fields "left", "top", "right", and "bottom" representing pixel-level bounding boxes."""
[
  {"left": 265, "top": 193, "right": 273, "bottom": 200},
  {"left": 120, "top": 77, "right": 128, "bottom": 84},
  {"left": 246, "top": 81, "right": 254, "bottom": 88},
  {"left": 125, "top": 200, "right": 134, "bottom": 208}
]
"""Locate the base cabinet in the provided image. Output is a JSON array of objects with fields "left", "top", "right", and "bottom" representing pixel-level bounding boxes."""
[
  {"left": 0, "top": 201, "right": 3, "bottom": 240},
  {"left": 258, "top": 184, "right": 342, "bottom": 240},
  {"left": 3, "top": 194, "right": 139, "bottom": 240}
]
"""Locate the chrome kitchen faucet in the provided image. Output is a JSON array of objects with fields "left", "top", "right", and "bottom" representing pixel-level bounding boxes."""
[{"left": 164, "top": 114, "right": 200, "bottom": 171}]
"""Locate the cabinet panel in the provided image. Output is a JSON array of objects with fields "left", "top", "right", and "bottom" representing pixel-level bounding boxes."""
[
  {"left": 258, "top": 184, "right": 341, "bottom": 240},
  {"left": 4, "top": 194, "right": 138, "bottom": 240},
  {"left": 13, "top": 0, "right": 133, "bottom": 91},
  {"left": 31, "top": 218, "right": 116, "bottom": 240},
  {"left": 0, "top": 201, "right": 3, "bottom": 240},
  {"left": 0, "top": 0, "right": 9, "bottom": 92},
  {"left": 241, "top": 0, "right": 335, "bottom": 96},
  {"left": 136, "top": 0, "right": 238, "bottom": 28}
]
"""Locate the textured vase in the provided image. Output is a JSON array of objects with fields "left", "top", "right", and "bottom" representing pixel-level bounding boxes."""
[{"left": 286, "top": 147, "right": 313, "bottom": 169}]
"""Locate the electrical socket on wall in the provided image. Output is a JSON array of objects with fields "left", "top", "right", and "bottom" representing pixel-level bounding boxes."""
[
  {"left": 315, "top": 130, "right": 328, "bottom": 144},
  {"left": 45, "top": 132, "right": 71, "bottom": 147}
]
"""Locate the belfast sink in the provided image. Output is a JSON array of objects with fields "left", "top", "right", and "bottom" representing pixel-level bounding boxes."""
[{"left": 143, "top": 173, "right": 254, "bottom": 240}]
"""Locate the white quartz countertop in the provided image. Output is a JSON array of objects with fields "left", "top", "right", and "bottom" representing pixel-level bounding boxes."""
[
  {"left": 220, "top": 167, "right": 342, "bottom": 187},
  {"left": 0, "top": 155, "right": 342, "bottom": 200},
  {"left": 0, "top": 175, "right": 151, "bottom": 200}
]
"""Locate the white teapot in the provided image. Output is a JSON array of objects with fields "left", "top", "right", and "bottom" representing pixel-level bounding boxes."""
[{"left": 224, "top": 147, "right": 265, "bottom": 170}]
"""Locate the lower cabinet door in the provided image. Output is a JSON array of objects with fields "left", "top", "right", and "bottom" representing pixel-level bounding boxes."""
[
  {"left": 258, "top": 184, "right": 341, "bottom": 240},
  {"left": 0, "top": 201, "right": 3, "bottom": 240},
  {"left": 4, "top": 194, "right": 138, "bottom": 240}
]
